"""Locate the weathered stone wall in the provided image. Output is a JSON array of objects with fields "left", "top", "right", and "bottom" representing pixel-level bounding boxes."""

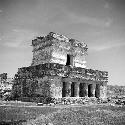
[
  {"left": 51, "top": 38, "right": 87, "bottom": 68},
  {"left": 100, "top": 84, "right": 107, "bottom": 99},
  {"left": 31, "top": 36, "right": 53, "bottom": 66},
  {"left": 12, "top": 63, "right": 108, "bottom": 100},
  {"left": 31, "top": 32, "right": 87, "bottom": 68},
  {"left": 12, "top": 76, "right": 52, "bottom": 98},
  {"left": 17, "top": 63, "right": 108, "bottom": 82},
  {"left": 34, "top": 76, "right": 62, "bottom": 98},
  {"left": 49, "top": 76, "right": 62, "bottom": 98},
  {"left": 50, "top": 39, "right": 67, "bottom": 65},
  {"left": 35, "top": 76, "right": 50, "bottom": 97},
  {"left": 12, "top": 32, "right": 108, "bottom": 102}
]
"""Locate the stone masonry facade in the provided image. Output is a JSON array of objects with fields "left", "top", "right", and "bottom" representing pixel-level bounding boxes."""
[{"left": 12, "top": 32, "right": 108, "bottom": 101}]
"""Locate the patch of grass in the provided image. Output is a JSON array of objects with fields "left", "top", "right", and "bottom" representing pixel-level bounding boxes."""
[
  {"left": 26, "top": 105, "right": 125, "bottom": 125},
  {"left": 0, "top": 102, "right": 125, "bottom": 125},
  {"left": 0, "top": 105, "right": 58, "bottom": 124}
]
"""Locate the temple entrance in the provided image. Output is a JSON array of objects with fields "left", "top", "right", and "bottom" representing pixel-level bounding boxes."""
[
  {"left": 95, "top": 84, "right": 100, "bottom": 98},
  {"left": 71, "top": 82, "right": 75, "bottom": 97},
  {"left": 66, "top": 54, "right": 73, "bottom": 66},
  {"left": 88, "top": 84, "right": 93, "bottom": 97},
  {"left": 79, "top": 83, "right": 84, "bottom": 97},
  {"left": 62, "top": 82, "right": 66, "bottom": 97},
  {"left": 79, "top": 83, "right": 88, "bottom": 97}
]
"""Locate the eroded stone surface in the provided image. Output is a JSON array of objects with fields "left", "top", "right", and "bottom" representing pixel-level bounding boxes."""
[
  {"left": 12, "top": 32, "right": 108, "bottom": 101},
  {"left": 31, "top": 32, "right": 87, "bottom": 68}
]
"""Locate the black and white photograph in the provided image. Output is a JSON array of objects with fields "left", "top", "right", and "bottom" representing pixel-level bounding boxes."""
[{"left": 0, "top": 0, "right": 125, "bottom": 125}]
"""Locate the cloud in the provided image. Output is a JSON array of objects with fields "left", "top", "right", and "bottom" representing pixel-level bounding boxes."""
[
  {"left": 68, "top": 13, "right": 112, "bottom": 27},
  {"left": 2, "top": 29, "right": 38, "bottom": 48},
  {"left": 0, "top": 10, "right": 2, "bottom": 13},
  {"left": 99, "top": 0, "right": 111, "bottom": 9},
  {"left": 47, "top": 9, "right": 113, "bottom": 28},
  {"left": 90, "top": 39, "right": 125, "bottom": 51},
  {"left": 105, "top": 18, "right": 112, "bottom": 27},
  {"left": 104, "top": 1, "right": 110, "bottom": 9}
]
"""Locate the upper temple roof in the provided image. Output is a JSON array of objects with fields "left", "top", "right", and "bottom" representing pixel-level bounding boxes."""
[{"left": 32, "top": 32, "right": 88, "bottom": 49}]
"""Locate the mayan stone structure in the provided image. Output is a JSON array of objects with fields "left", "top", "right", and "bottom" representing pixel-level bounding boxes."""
[{"left": 12, "top": 32, "right": 108, "bottom": 101}]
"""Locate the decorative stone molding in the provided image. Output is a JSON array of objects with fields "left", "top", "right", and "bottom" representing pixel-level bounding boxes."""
[{"left": 15, "top": 63, "right": 108, "bottom": 82}]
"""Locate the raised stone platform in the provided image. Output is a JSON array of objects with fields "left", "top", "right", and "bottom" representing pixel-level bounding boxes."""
[{"left": 13, "top": 63, "right": 108, "bottom": 100}]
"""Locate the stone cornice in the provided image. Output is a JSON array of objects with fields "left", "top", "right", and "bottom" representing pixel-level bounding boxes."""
[
  {"left": 32, "top": 32, "right": 88, "bottom": 51},
  {"left": 15, "top": 63, "right": 108, "bottom": 82}
]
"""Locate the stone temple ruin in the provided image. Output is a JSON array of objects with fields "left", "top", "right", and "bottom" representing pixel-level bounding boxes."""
[{"left": 12, "top": 32, "right": 108, "bottom": 101}]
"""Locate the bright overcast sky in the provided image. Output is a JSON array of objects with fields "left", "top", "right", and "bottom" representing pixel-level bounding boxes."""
[{"left": 0, "top": 0, "right": 125, "bottom": 86}]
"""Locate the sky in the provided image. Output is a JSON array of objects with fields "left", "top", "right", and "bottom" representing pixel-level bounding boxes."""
[{"left": 0, "top": 0, "right": 125, "bottom": 86}]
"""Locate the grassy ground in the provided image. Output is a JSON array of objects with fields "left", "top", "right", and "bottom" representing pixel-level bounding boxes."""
[
  {"left": 25, "top": 104, "right": 125, "bottom": 125},
  {"left": 0, "top": 105, "right": 58, "bottom": 124},
  {"left": 0, "top": 101, "right": 125, "bottom": 125}
]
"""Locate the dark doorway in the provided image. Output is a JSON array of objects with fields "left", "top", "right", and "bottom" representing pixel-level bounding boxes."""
[
  {"left": 79, "top": 83, "right": 88, "bottom": 97},
  {"left": 88, "top": 84, "right": 93, "bottom": 97},
  {"left": 71, "top": 82, "right": 75, "bottom": 97},
  {"left": 95, "top": 84, "right": 100, "bottom": 98},
  {"left": 79, "top": 83, "right": 84, "bottom": 97},
  {"left": 66, "top": 54, "right": 73, "bottom": 66},
  {"left": 66, "top": 54, "right": 70, "bottom": 66},
  {"left": 62, "top": 82, "right": 66, "bottom": 97}
]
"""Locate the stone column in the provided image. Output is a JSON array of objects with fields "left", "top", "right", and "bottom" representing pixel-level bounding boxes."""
[
  {"left": 91, "top": 84, "right": 96, "bottom": 97},
  {"left": 95, "top": 84, "right": 100, "bottom": 98},
  {"left": 74, "top": 82, "right": 80, "bottom": 97},
  {"left": 83, "top": 83, "right": 88, "bottom": 97},
  {"left": 103, "top": 85, "right": 107, "bottom": 99},
  {"left": 65, "top": 81, "right": 72, "bottom": 97}
]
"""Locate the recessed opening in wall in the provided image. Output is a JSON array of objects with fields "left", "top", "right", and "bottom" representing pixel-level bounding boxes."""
[
  {"left": 66, "top": 54, "right": 73, "bottom": 66},
  {"left": 62, "top": 82, "right": 66, "bottom": 97},
  {"left": 71, "top": 82, "right": 75, "bottom": 97},
  {"left": 88, "top": 84, "right": 93, "bottom": 97}
]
